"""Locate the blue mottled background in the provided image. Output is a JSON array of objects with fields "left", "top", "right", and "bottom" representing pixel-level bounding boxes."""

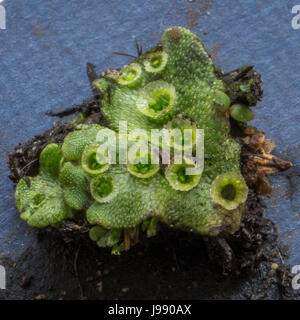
[{"left": 0, "top": 0, "right": 299, "bottom": 299}]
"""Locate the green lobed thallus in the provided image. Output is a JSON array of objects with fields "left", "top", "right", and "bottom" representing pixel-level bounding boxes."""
[{"left": 15, "top": 27, "right": 252, "bottom": 254}]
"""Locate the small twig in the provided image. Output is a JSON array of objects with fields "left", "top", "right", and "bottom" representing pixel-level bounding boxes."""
[
  {"left": 107, "top": 83, "right": 112, "bottom": 105},
  {"left": 111, "top": 51, "right": 137, "bottom": 59},
  {"left": 74, "top": 246, "right": 84, "bottom": 299},
  {"left": 134, "top": 226, "right": 140, "bottom": 245},
  {"left": 124, "top": 229, "right": 130, "bottom": 251},
  {"left": 172, "top": 248, "right": 180, "bottom": 271},
  {"left": 23, "top": 176, "right": 31, "bottom": 187},
  {"left": 86, "top": 62, "right": 98, "bottom": 85},
  {"left": 46, "top": 106, "right": 81, "bottom": 118},
  {"left": 86, "top": 62, "right": 100, "bottom": 97},
  {"left": 84, "top": 176, "right": 91, "bottom": 195},
  {"left": 8, "top": 153, "right": 21, "bottom": 181},
  {"left": 233, "top": 65, "right": 254, "bottom": 81},
  {"left": 20, "top": 159, "right": 38, "bottom": 174},
  {"left": 277, "top": 247, "right": 285, "bottom": 264},
  {"left": 135, "top": 39, "right": 143, "bottom": 57}
]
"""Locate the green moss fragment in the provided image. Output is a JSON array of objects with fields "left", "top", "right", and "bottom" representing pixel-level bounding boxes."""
[
  {"left": 230, "top": 104, "right": 254, "bottom": 122},
  {"left": 142, "top": 217, "right": 160, "bottom": 237},
  {"left": 213, "top": 90, "right": 231, "bottom": 112},
  {"left": 89, "top": 225, "right": 122, "bottom": 251}
]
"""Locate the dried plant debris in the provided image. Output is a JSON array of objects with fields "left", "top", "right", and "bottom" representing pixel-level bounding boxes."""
[{"left": 7, "top": 26, "right": 296, "bottom": 298}]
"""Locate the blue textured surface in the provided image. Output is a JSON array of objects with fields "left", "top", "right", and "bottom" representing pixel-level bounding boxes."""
[{"left": 0, "top": 0, "right": 299, "bottom": 298}]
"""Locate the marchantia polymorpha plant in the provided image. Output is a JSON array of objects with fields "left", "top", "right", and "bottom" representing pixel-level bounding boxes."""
[{"left": 13, "top": 27, "right": 292, "bottom": 254}]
